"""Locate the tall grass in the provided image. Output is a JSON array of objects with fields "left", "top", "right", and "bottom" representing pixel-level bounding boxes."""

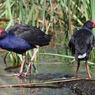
[{"left": 0, "top": 0, "right": 95, "bottom": 66}]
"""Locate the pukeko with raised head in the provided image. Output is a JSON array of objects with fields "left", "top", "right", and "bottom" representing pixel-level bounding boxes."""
[
  {"left": 0, "top": 24, "right": 51, "bottom": 76},
  {"left": 69, "top": 20, "right": 95, "bottom": 79}
]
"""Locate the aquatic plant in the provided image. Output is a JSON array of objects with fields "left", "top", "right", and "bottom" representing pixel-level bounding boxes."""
[{"left": 0, "top": 0, "right": 95, "bottom": 69}]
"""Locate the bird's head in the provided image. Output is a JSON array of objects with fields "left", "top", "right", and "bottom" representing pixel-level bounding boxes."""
[
  {"left": 90, "top": 20, "right": 95, "bottom": 28},
  {"left": 0, "top": 29, "right": 6, "bottom": 38},
  {"left": 82, "top": 20, "right": 95, "bottom": 29}
]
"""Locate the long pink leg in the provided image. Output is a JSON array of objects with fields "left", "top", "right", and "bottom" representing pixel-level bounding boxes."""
[
  {"left": 75, "top": 60, "right": 80, "bottom": 77},
  {"left": 24, "top": 45, "right": 39, "bottom": 76},
  {"left": 4, "top": 53, "right": 26, "bottom": 77},
  {"left": 19, "top": 54, "right": 26, "bottom": 74},
  {"left": 85, "top": 60, "right": 91, "bottom": 79},
  {"left": 14, "top": 54, "right": 26, "bottom": 76}
]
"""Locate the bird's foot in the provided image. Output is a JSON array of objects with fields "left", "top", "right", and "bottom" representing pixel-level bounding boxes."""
[
  {"left": 14, "top": 73, "right": 22, "bottom": 77},
  {"left": 4, "top": 72, "right": 22, "bottom": 77},
  {"left": 23, "top": 72, "right": 28, "bottom": 76},
  {"left": 75, "top": 75, "right": 82, "bottom": 78},
  {"left": 85, "top": 77, "right": 91, "bottom": 79},
  {"left": 75, "top": 75, "right": 91, "bottom": 79}
]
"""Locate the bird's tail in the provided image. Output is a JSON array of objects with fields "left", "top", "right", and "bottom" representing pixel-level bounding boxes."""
[
  {"left": 45, "top": 35, "right": 51, "bottom": 42},
  {"left": 35, "top": 34, "right": 51, "bottom": 46},
  {"left": 78, "top": 53, "right": 87, "bottom": 59},
  {"left": 41, "top": 35, "right": 51, "bottom": 46},
  {"left": 75, "top": 44, "right": 87, "bottom": 60},
  {"left": 75, "top": 52, "right": 87, "bottom": 60}
]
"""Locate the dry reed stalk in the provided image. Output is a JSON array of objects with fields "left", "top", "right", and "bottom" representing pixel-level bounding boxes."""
[{"left": 0, "top": 77, "right": 95, "bottom": 88}]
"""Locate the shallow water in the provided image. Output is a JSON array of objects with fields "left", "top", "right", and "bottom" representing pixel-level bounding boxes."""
[{"left": 0, "top": 60, "right": 95, "bottom": 95}]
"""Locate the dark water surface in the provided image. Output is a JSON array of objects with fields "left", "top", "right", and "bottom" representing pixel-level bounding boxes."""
[{"left": 0, "top": 60, "right": 95, "bottom": 95}]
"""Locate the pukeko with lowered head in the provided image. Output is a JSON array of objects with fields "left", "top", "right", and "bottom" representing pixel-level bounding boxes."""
[
  {"left": 69, "top": 20, "right": 95, "bottom": 79},
  {"left": 0, "top": 24, "right": 51, "bottom": 76}
]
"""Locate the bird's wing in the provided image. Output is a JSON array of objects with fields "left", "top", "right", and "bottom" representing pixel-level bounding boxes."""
[
  {"left": 68, "top": 35, "right": 75, "bottom": 55},
  {"left": 7, "top": 24, "right": 41, "bottom": 40},
  {"left": 86, "top": 34, "right": 95, "bottom": 53},
  {"left": 6, "top": 24, "right": 51, "bottom": 46}
]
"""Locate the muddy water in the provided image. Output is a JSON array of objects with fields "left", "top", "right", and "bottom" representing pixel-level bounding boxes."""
[{"left": 0, "top": 59, "right": 95, "bottom": 95}]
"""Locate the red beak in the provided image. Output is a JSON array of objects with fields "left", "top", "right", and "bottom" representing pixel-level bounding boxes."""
[{"left": 90, "top": 20, "right": 95, "bottom": 28}]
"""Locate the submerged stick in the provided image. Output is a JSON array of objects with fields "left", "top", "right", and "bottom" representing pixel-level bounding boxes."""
[{"left": 0, "top": 78, "right": 95, "bottom": 88}]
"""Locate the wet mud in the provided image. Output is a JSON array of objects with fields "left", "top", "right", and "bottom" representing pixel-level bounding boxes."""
[
  {"left": 21, "top": 73, "right": 95, "bottom": 95},
  {"left": 0, "top": 61, "right": 95, "bottom": 95}
]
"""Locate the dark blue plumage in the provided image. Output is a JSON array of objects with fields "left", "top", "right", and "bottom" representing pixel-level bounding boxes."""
[
  {"left": 0, "top": 24, "right": 51, "bottom": 76},
  {"left": 68, "top": 20, "right": 95, "bottom": 78},
  {"left": 0, "top": 34, "right": 32, "bottom": 54}
]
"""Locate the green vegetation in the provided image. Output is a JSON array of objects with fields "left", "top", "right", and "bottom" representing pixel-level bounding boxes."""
[{"left": 0, "top": 0, "right": 95, "bottom": 66}]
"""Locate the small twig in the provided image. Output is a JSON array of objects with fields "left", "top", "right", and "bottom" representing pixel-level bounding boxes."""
[
  {"left": 90, "top": 70, "right": 95, "bottom": 77},
  {"left": 0, "top": 78, "right": 95, "bottom": 88},
  {"left": 4, "top": 64, "right": 21, "bottom": 70},
  {"left": 70, "top": 58, "right": 75, "bottom": 64},
  {"left": 3, "top": 52, "right": 9, "bottom": 66}
]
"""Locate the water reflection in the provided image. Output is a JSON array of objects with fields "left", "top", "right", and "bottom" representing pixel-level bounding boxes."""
[{"left": 0, "top": 61, "right": 93, "bottom": 95}]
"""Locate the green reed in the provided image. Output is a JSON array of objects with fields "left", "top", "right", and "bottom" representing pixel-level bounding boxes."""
[{"left": 0, "top": 0, "right": 95, "bottom": 68}]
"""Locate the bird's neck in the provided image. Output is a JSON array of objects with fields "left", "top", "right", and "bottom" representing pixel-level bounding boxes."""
[{"left": 82, "top": 27, "right": 92, "bottom": 33}]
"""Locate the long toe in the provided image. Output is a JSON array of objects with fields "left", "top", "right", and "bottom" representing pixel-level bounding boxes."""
[
  {"left": 23, "top": 72, "right": 28, "bottom": 76},
  {"left": 12, "top": 72, "right": 23, "bottom": 77},
  {"left": 75, "top": 75, "right": 82, "bottom": 78},
  {"left": 88, "top": 75, "right": 91, "bottom": 79},
  {"left": 4, "top": 73, "right": 22, "bottom": 77}
]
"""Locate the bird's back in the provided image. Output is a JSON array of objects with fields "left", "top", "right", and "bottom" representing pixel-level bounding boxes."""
[
  {"left": 6, "top": 24, "right": 51, "bottom": 46},
  {"left": 69, "top": 29, "right": 94, "bottom": 60}
]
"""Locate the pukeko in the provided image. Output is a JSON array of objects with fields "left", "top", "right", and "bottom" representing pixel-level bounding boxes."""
[
  {"left": 69, "top": 20, "right": 95, "bottom": 79},
  {"left": 0, "top": 24, "right": 51, "bottom": 76}
]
